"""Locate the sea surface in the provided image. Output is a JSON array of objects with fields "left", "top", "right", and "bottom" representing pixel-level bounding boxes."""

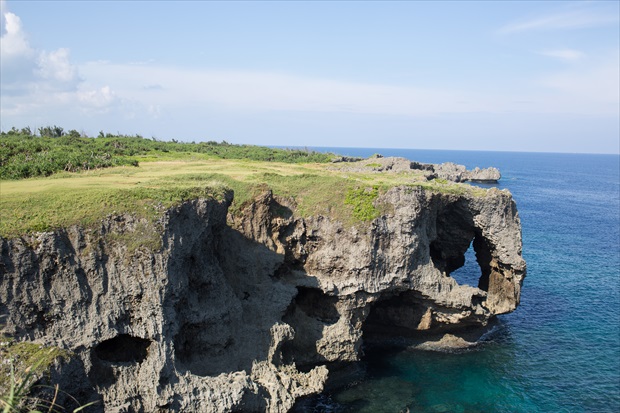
[{"left": 293, "top": 148, "right": 620, "bottom": 413}]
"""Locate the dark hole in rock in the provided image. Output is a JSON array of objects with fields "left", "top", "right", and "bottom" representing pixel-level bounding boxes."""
[
  {"left": 94, "top": 334, "right": 151, "bottom": 363},
  {"left": 429, "top": 238, "right": 469, "bottom": 275},
  {"left": 281, "top": 287, "right": 340, "bottom": 369},
  {"left": 362, "top": 291, "right": 428, "bottom": 338},
  {"left": 449, "top": 240, "right": 482, "bottom": 288},
  {"left": 431, "top": 228, "right": 492, "bottom": 292},
  {"left": 473, "top": 233, "right": 493, "bottom": 292},
  {"left": 429, "top": 242, "right": 443, "bottom": 268},
  {"left": 293, "top": 287, "right": 340, "bottom": 324}
]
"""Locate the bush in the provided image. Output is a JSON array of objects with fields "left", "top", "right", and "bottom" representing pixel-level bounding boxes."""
[
  {"left": 0, "top": 129, "right": 335, "bottom": 180},
  {"left": 344, "top": 186, "right": 381, "bottom": 221}
]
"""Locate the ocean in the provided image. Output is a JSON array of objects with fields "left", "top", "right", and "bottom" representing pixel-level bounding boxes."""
[{"left": 293, "top": 148, "right": 620, "bottom": 413}]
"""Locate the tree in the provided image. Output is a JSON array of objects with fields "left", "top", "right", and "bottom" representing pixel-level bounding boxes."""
[{"left": 38, "top": 125, "right": 64, "bottom": 138}]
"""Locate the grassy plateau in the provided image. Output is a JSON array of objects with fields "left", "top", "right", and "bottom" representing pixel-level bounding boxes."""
[{"left": 0, "top": 131, "right": 482, "bottom": 238}]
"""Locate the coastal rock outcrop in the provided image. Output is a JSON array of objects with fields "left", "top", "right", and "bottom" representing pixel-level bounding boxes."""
[
  {"left": 430, "top": 162, "right": 501, "bottom": 183},
  {"left": 0, "top": 186, "right": 525, "bottom": 411},
  {"left": 332, "top": 156, "right": 501, "bottom": 183}
]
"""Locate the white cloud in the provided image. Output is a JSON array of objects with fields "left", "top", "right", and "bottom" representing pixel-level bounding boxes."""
[
  {"left": 1, "top": 2, "right": 122, "bottom": 120},
  {"left": 0, "top": 8, "right": 37, "bottom": 93},
  {"left": 1, "top": 6, "right": 80, "bottom": 94},
  {"left": 1, "top": 0, "right": 617, "bottom": 146},
  {"left": 539, "top": 49, "right": 586, "bottom": 61},
  {"left": 499, "top": 9, "right": 619, "bottom": 34},
  {"left": 37, "top": 48, "right": 79, "bottom": 85},
  {"left": 0, "top": 10, "right": 32, "bottom": 57},
  {"left": 78, "top": 86, "right": 117, "bottom": 109}
]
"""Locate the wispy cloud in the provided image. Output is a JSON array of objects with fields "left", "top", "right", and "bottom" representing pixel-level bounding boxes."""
[
  {"left": 499, "top": 9, "right": 618, "bottom": 34},
  {"left": 72, "top": 55, "right": 619, "bottom": 120},
  {"left": 539, "top": 49, "right": 586, "bottom": 61},
  {"left": 539, "top": 52, "right": 620, "bottom": 110},
  {"left": 77, "top": 62, "right": 497, "bottom": 117}
]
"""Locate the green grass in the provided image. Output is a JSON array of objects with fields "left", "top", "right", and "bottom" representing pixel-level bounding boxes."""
[
  {"left": 0, "top": 137, "right": 487, "bottom": 238},
  {"left": 344, "top": 186, "right": 381, "bottom": 221},
  {"left": 0, "top": 182, "right": 222, "bottom": 238},
  {"left": 0, "top": 133, "right": 336, "bottom": 180},
  {"left": 0, "top": 332, "right": 96, "bottom": 413},
  {"left": 0, "top": 333, "right": 69, "bottom": 406}
]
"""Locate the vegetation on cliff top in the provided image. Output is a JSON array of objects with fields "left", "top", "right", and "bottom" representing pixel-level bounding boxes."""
[
  {"left": 0, "top": 128, "right": 483, "bottom": 238},
  {"left": 0, "top": 129, "right": 335, "bottom": 180}
]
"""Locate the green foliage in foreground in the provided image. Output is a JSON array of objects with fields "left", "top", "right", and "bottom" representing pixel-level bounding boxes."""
[
  {"left": 0, "top": 333, "right": 82, "bottom": 413},
  {"left": 0, "top": 131, "right": 335, "bottom": 180}
]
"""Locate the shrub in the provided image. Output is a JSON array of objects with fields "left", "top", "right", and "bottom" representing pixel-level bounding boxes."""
[{"left": 344, "top": 186, "right": 381, "bottom": 221}]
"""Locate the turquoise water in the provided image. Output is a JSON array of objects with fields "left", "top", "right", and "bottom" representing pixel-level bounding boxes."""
[{"left": 295, "top": 149, "right": 620, "bottom": 413}]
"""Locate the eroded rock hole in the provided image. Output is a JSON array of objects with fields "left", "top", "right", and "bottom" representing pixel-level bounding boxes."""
[
  {"left": 445, "top": 231, "right": 494, "bottom": 292},
  {"left": 473, "top": 233, "right": 492, "bottom": 292},
  {"left": 429, "top": 210, "right": 491, "bottom": 291},
  {"left": 449, "top": 240, "right": 482, "bottom": 288},
  {"left": 281, "top": 287, "right": 340, "bottom": 369},
  {"left": 362, "top": 291, "right": 429, "bottom": 338},
  {"left": 293, "top": 287, "right": 339, "bottom": 324},
  {"left": 94, "top": 334, "right": 151, "bottom": 363}
]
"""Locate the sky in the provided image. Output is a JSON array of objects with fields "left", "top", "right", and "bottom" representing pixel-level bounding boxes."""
[{"left": 1, "top": 0, "right": 619, "bottom": 154}]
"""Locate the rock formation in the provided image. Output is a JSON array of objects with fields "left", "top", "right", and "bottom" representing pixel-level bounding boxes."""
[
  {"left": 0, "top": 185, "right": 525, "bottom": 412},
  {"left": 430, "top": 162, "right": 501, "bottom": 183},
  {"left": 331, "top": 156, "right": 501, "bottom": 183}
]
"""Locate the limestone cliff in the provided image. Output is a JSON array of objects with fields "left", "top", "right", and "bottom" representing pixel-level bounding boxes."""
[
  {"left": 331, "top": 156, "right": 501, "bottom": 182},
  {"left": 0, "top": 185, "right": 525, "bottom": 412}
]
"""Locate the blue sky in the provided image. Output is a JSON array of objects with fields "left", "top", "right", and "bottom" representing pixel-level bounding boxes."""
[{"left": 1, "top": 0, "right": 618, "bottom": 153}]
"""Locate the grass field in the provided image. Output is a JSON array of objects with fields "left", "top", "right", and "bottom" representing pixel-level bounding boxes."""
[{"left": 0, "top": 152, "right": 482, "bottom": 238}]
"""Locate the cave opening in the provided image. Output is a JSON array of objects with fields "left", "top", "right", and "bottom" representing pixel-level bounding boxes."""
[
  {"left": 362, "top": 291, "right": 429, "bottom": 339},
  {"left": 290, "top": 287, "right": 340, "bottom": 324},
  {"left": 430, "top": 229, "right": 492, "bottom": 293},
  {"left": 428, "top": 200, "right": 495, "bottom": 292},
  {"left": 94, "top": 334, "right": 151, "bottom": 363},
  {"left": 449, "top": 239, "right": 482, "bottom": 288},
  {"left": 281, "top": 287, "right": 340, "bottom": 370}
]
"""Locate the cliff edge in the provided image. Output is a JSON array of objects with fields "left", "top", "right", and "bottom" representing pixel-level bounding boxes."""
[{"left": 0, "top": 185, "right": 525, "bottom": 412}]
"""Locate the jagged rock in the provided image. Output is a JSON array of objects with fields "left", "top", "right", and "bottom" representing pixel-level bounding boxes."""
[
  {"left": 430, "top": 163, "right": 501, "bottom": 183},
  {"left": 466, "top": 166, "right": 501, "bottom": 182},
  {"left": 329, "top": 156, "right": 362, "bottom": 163},
  {"left": 332, "top": 156, "right": 501, "bottom": 183},
  {"left": 0, "top": 185, "right": 525, "bottom": 411}
]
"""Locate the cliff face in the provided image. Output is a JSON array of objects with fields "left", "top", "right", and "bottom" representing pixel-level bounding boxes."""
[{"left": 0, "top": 186, "right": 525, "bottom": 412}]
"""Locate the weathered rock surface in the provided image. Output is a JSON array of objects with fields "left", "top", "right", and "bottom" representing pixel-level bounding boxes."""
[
  {"left": 0, "top": 185, "right": 525, "bottom": 412},
  {"left": 333, "top": 156, "right": 501, "bottom": 182},
  {"left": 430, "top": 162, "right": 501, "bottom": 183},
  {"left": 466, "top": 166, "right": 501, "bottom": 182}
]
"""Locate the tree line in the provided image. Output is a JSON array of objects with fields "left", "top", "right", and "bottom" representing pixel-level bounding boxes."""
[{"left": 0, "top": 126, "right": 335, "bottom": 180}]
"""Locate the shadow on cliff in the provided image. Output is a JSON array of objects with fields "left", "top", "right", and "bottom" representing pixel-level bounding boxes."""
[
  {"left": 163, "top": 199, "right": 336, "bottom": 377},
  {"left": 363, "top": 197, "right": 494, "bottom": 342}
]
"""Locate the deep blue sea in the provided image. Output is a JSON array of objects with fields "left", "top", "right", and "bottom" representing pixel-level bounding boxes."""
[{"left": 295, "top": 148, "right": 620, "bottom": 413}]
